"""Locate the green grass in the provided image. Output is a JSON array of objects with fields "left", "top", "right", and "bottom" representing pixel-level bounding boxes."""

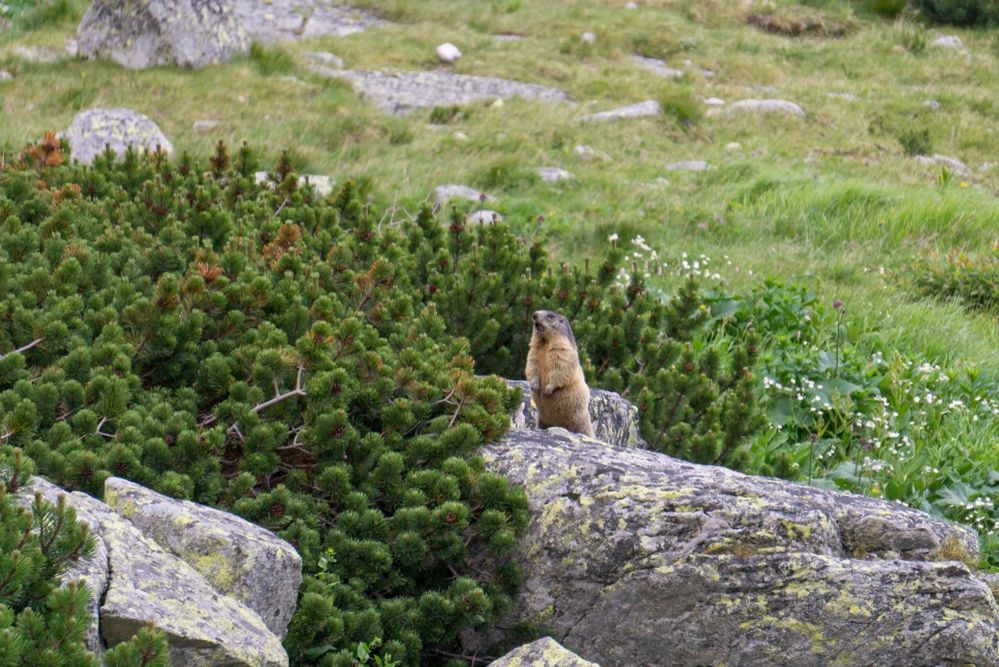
[{"left": 2, "top": 0, "right": 999, "bottom": 552}]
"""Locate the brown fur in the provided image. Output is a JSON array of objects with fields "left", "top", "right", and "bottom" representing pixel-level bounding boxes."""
[{"left": 524, "top": 310, "right": 594, "bottom": 437}]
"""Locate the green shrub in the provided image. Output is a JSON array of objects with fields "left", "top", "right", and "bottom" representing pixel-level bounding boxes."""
[
  {"left": 0, "top": 448, "right": 168, "bottom": 666},
  {"left": 905, "top": 248, "right": 999, "bottom": 312},
  {"left": 658, "top": 91, "right": 703, "bottom": 129},
  {"left": 867, "top": 0, "right": 908, "bottom": 17},
  {"left": 894, "top": 22, "right": 928, "bottom": 53},
  {"left": 914, "top": 0, "right": 999, "bottom": 24},
  {"left": 897, "top": 127, "right": 933, "bottom": 156},
  {"left": 0, "top": 139, "right": 761, "bottom": 663}
]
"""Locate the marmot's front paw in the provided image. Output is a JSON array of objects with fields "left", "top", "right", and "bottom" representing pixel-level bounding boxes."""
[
  {"left": 544, "top": 384, "right": 558, "bottom": 396},
  {"left": 529, "top": 379, "right": 541, "bottom": 392}
]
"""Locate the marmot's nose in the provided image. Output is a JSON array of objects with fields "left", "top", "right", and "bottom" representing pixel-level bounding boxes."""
[{"left": 532, "top": 311, "right": 541, "bottom": 322}]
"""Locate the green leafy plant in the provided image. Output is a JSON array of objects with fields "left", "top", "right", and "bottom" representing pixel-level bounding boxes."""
[{"left": 905, "top": 247, "right": 999, "bottom": 312}]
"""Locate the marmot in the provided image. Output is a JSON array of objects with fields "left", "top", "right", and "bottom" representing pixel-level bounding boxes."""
[{"left": 524, "top": 310, "right": 595, "bottom": 437}]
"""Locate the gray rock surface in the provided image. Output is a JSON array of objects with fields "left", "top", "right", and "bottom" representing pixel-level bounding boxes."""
[
  {"left": 489, "top": 637, "right": 599, "bottom": 667},
  {"left": 931, "top": 35, "right": 963, "bottom": 50},
  {"left": 506, "top": 379, "right": 644, "bottom": 449},
  {"left": 63, "top": 108, "right": 173, "bottom": 166},
  {"left": 435, "top": 184, "right": 492, "bottom": 206},
  {"left": 916, "top": 154, "right": 969, "bottom": 174},
  {"left": 723, "top": 98, "right": 805, "bottom": 118},
  {"left": 77, "top": 0, "right": 248, "bottom": 70},
  {"left": 22, "top": 478, "right": 288, "bottom": 666},
  {"left": 924, "top": 99, "right": 941, "bottom": 111},
  {"left": 311, "top": 68, "right": 572, "bottom": 114},
  {"left": 0, "top": 70, "right": 12, "bottom": 81},
  {"left": 437, "top": 42, "right": 462, "bottom": 63},
  {"left": 665, "top": 160, "right": 710, "bottom": 171},
  {"left": 231, "top": 0, "right": 384, "bottom": 44},
  {"left": 631, "top": 55, "right": 683, "bottom": 79},
  {"left": 105, "top": 477, "right": 302, "bottom": 637},
  {"left": 193, "top": 119, "right": 221, "bottom": 133},
  {"left": 535, "top": 167, "right": 575, "bottom": 183},
  {"left": 467, "top": 428, "right": 996, "bottom": 667},
  {"left": 580, "top": 100, "right": 660, "bottom": 122}
]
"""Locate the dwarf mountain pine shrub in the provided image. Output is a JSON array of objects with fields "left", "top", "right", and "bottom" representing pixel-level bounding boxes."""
[{"left": 0, "top": 138, "right": 760, "bottom": 664}]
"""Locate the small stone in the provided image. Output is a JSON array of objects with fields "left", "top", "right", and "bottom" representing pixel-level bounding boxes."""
[
  {"left": 0, "top": 70, "right": 12, "bottom": 82},
  {"left": 490, "top": 98, "right": 504, "bottom": 108},
  {"left": 725, "top": 142, "right": 742, "bottom": 152},
  {"left": 665, "top": 160, "right": 710, "bottom": 171},
  {"left": 580, "top": 100, "right": 660, "bottom": 122},
  {"left": 304, "top": 51, "right": 344, "bottom": 68},
  {"left": 581, "top": 32, "right": 597, "bottom": 44},
  {"left": 753, "top": 84, "right": 779, "bottom": 94},
  {"left": 492, "top": 34, "right": 524, "bottom": 42},
  {"left": 655, "top": 177, "right": 671, "bottom": 186},
  {"left": 436, "top": 42, "right": 462, "bottom": 63},
  {"left": 535, "top": 167, "right": 575, "bottom": 183},
  {"left": 301, "top": 175, "right": 336, "bottom": 197},
  {"left": 703, "top": 97, "right": 725, "bottom": 106},
  {"left": 435, "top": 184, "right": 492, "bottom": 206},
  {"left": 626, "top": 1, "right": 638, "bottom": 7},
  {"left": 453, "top": 131, "right": 469, "bottom": 141},
  {"left": 193, "top": 120, "right": 221, "bottom": 133},
  {"left": 65, "top": 39, "right": 78, "bottom": 57},
  {"left": 574, "top": 144, "right": 611, "bottom": 161},
  {"left": 931, "top": 35, "right": 963, "bottom": 50},
  {"left": 924, "top": 99, "right": 941, "bottom": 111},
  {"left": 490, "top": 638, "right": 599, "bottom": 667},
  {"left": 827, "top": 92, "right": 858, "bottom": 101},
  {"left": 13, "top": 45, "right": 61, "bottom": 63},
  {"left": 467, "top": 210, "right": 504, "bottom": 224},
  {"left": 978, "top": 163, "right": 994, "bottom": 173}
]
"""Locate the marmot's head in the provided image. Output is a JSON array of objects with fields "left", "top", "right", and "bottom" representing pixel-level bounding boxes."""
[{"left": 531, "top": 310, "right": 576, "bottom": 346}]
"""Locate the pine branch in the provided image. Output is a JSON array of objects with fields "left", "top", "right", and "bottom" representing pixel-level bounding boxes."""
[{"left": 0, "top": 338, "right": 44, "bottom": 361}]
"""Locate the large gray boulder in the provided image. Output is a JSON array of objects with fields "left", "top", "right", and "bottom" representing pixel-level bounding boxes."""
[
  {"left": 489, "top": 637, "right": 599, "bottom": 666},
  {"left": 506, "top": 379, "right": 644, "bottom": 449},
  {"left": 77, "top": 0, "right": 249, "bottom": 70},
  {"left": 63, "top": 108, "right": 173, "bottom": 166},
  {"left": 230, "top": 0, "right": 384, "bottom": 44},
  {"left": 105, "top": 477, "right": 301, "bottom": 637},
  {"left": 21, "top": 478, "right": 289, "bottom": 667},
  {"left": 467, "top": 429, "right": 998, "bottom": 666}
]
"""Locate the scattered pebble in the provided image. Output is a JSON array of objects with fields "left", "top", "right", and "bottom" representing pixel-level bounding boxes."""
[
  {"left": 435, "top": 184, "right": 492, "bottom": 206},
  {"left": 703, "top": 97, "right": 725, "bottom": 106},
  {"left": 827, "top": 92, "right": 858, "bottom": 101},
  {"left": 0, "top": 70, "right": 12, "bottom": 82},
  {"left": 721, "top": 99, "right": 805, "bottom": 118},
  {"left": 436, "top": 43, "right": 462, "bottom": 63},
  {"left": 581, "top": 32, "right": 597, "bottom": 44},
  {"left": 915, "top": 154, "right": 968, "bottom": 174},
  {"left": 453, "top": 131, "right": 469, "bottom": 141},
  {"left": 574, "top": 144, "right": 611, "bottom": 161},
  {"left": 725, "top": 142, "right": 742, "bottom": 152},
  {"left": 923, "top": 99, "right": 941, "bottom": 111},
  {"left": 632, "top": 55, "right": 684, "bottom": 79},
  {"left": 626, "top": 1, "right": 638, "bottom": 8}
]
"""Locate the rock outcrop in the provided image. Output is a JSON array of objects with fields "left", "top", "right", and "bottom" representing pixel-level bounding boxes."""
[
  {"left": 77, "top": 0, "right": 249, "bottom": 70},
  {"left": 489, "top": 637, "right": 599, "bottom": 666},
  {"left": 467, "top": 423, "right": 997, "bottom": 666},
  {"left": 63, "top": 108, "right": 173, "bottom": 166},
  {"left": 507, "top": 379, "right": 644, "bottom": 449},
  {"left": 105, "top": 478, "right": 302, "bottom": 637},
  {"left": 23, "top": 477, "right": 296, "bottom": 667}
]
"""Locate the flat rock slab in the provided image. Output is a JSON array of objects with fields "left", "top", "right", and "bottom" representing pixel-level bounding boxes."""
[
  {"left": 722, "top": 98, "right": 805, "bottom": 118},
  {"left": 931, "top": 35, "right": 963, "bottom": 50},
  {"left": 916, "top": 153, "right": 969, "bottom": 174},
  {"left": 665, "top": 160, "right": 710, "bottom": 171},
  {"left": 312, "top": 68, "right": 572, "bottom": 114},
  {"left": 467, "top": 430, "right": 995, "bottom": 667},
  {"left": 489, "top": 637, "right": 599, "bottom": 667},
  {"left": 631, "top": 55, "right": 683, "bottom": 79},
  {"left": 434, "top": 184, "right": 492, "bottom": 206},
  {"left": 105, "top": 477, "right": 302, "bottom": 638},
  {"left": 580, "top": 100, "right": 660, "bottom": 122},
  {"left": 230, "top": 0, "right": 384, "bottom": 44},
  {"left": 77, "top": 0, "right": 249, "bottom": 70},
  {"left": 63, "top": 108, "right": 173, "bottom": 166}
]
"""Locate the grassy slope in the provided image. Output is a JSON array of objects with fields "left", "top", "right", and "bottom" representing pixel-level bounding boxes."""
[{"left": 1, "top": 2, "right": 997, "bottom": 483}]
